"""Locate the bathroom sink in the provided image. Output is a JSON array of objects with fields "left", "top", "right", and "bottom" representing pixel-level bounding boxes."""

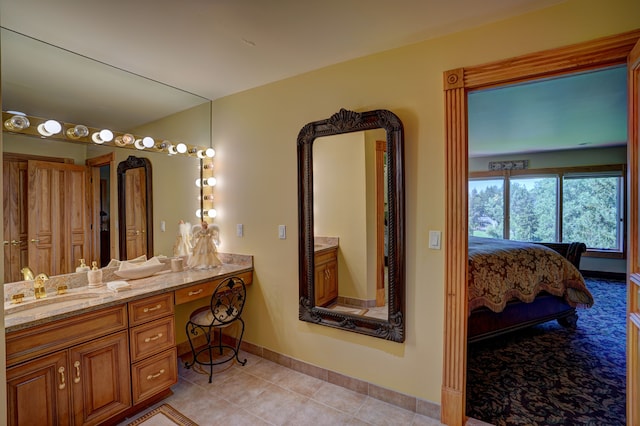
[{"left": 4, "top": 291, "right": 103, "bottom": 316}]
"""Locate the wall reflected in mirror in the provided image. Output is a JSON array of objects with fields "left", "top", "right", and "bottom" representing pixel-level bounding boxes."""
[
  {"left": 313, "top": 129, "right": 388, "bottom": 319},
  {"left": 1, "top": 27, "right": 212, "bottom": 283}
]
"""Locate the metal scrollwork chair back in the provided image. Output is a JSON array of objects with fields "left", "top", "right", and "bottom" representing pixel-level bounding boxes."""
[{"left": 184, "top": 276, "right": 247, "bottom": 383}]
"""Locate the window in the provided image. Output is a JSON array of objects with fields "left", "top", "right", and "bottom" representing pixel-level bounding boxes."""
[
  {"left": 469, "top": 178, "right": 504, "bottom": 238},
  {"left": 469, "top": 165, "right": 625, "bottom": 256}
]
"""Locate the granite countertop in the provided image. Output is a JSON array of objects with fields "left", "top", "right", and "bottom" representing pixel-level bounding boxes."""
[
  {"left": 314, "top": 236, "right": 339, "bottom": 252},
  {"left": 4, "top": 253, "right": 253, "bottom": 333}
]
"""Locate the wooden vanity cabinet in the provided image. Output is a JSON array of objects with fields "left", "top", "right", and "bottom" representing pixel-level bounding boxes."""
[
  {"left": 6, "top": 305, "right": 131, "bottom": 426},
  {"left": 128, "top": 292, "right": 177, "bottom": 404},
  {"left": 314, "top": 247, "right": 338, "bottom": 307}
]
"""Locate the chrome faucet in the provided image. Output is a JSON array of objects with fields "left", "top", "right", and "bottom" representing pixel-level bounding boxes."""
[{"left": 34, "top": 273, "right": 49, "bottom": 299}]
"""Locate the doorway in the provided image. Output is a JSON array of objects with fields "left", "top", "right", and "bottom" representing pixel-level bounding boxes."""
[
  {"left": 86, "top": 153, "right": 115, "bottom": 267},
  {"left": 441, "top": 29, "right": 640, "bottom": 425}
]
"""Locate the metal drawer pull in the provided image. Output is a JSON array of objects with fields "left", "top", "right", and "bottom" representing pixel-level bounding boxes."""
[
  {"left": 144, "top": 333, "right": 163, "bottom": 343},
  {"left": 188, "top": 289, "right": 203, "bottom": 296},
  {"left": 146, "top": 369, "right": 165, "bottom": 380},
  {"left": 73, "top": 361, "right": 81, "bottom": 383},
  {"left": 58, "top": 366, "right": 66, "bottom": 390},
  {"left": 143, "top": 304, "right": 162, "bottom": 313},
  {"left": 30, "top": 239, "right": 40, "bottom": 243}
]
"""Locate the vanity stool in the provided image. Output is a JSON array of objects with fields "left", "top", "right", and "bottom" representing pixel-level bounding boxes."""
[{"left": 184, "top": 276, "right": 247, "bottom": 383}]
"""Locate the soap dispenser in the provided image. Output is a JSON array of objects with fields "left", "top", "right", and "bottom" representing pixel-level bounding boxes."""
[
  {"left": 76, "top": 259, "right": 90, "bottom": 273},
  {"left": 87, "top": 261, "right": 103, "bottom": 288}
]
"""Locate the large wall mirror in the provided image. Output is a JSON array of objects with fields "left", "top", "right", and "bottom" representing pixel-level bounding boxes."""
[
  {"left": 298, "top": 108, "right": 405, "bottom": 342},
  {"left": 1, "top": 27, "right": 211, "bottom": 282}
]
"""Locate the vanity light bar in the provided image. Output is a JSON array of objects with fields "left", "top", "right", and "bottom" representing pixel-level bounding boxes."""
[{"left": 2, "top": 111, "right": 213, "bottom": 158}]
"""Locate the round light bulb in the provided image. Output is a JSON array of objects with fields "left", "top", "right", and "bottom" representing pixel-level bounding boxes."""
[
  {"left": 206, "top": 177, "right": 217, "bottom": 186},
  {"left": 176, "top": 143, "right": 187, "bottom": 154},
  {"left": 91, "top": 130, "right": 113, "bottom": 144},
  {"left": 205, "top": 148, "right": 216, "bottom": 158},
  {"left": 45, "top": 120, "right": 62, "bottom": 134},
  {"left": 142, "top": 136, "right": 155, "bottom": 148},
  {"left": 38, "top": 120, "right": 62, "bottom": 136},
  {"left": 122, "top": 134, "right": 135, "bottom": 145},
  {"left": 66, "top": 125, "right": 89, "bottom": 139},
  {"left": 195, "top": 209, "right": 202, "bottom": 218},
  {"left": 168, "top": 144, "right": 178, "bottom": 155},
  {"left": 195, "top": 178, "right": 202, "bottom": 187},
  {"left": 197, "top": 150, "right": 206, "bottom": 159},
  {"left": 207, "top": 209, "right": 217, "bottom": 218},
  {"left": 134, "top": 139, "right": 145, "bottom": 150},
  {"left": 4, "top": 115, "right": 30, "bottom": 131}
]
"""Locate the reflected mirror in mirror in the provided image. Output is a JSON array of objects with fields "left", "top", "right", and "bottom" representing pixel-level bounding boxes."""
[
  {"left": 1, "top": 27, "right": 211, "bottom": 282},
  {"left": 298, "top": 108, "right": 405, "bottom": 342},
  {"left": 118, "top": 156, "right": 153, "bottom": 261}
]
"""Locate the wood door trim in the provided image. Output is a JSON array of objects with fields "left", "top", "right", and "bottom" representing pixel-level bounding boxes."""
[{"left": 442, "top": 28, "right": 640, "bottom": 425}]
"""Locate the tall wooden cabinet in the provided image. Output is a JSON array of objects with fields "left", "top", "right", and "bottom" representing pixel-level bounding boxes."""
[
  {"left": 3, "top": 155, "right": 90, "bottom": 279},
  {"left": 3, "top": 159, "right": 28, "bottom": 282}
]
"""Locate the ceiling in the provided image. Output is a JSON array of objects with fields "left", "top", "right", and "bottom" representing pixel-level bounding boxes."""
[
  {"left": 0, "top": 0, "right": 563, "bottom": 101},
  {"left": 1, "top": 0, "right": 626, "bottom": 156}
]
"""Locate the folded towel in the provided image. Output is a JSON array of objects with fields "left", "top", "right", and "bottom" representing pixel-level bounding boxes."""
[{"left": 107, "top": 281, "right": 131, "bottom": 292}]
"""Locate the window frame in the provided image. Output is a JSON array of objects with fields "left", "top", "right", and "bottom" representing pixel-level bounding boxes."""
[{"left": 469, "top": 163, "right": 626, "bottom": 258}]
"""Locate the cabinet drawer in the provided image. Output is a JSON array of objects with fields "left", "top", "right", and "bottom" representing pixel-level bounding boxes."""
[
  {"left": 131, "top": 348, "right": 178, "bottom": 404},
  {"left": 315, "top": 249, "right": 337, "bottom": 265},
  {"left": 128, "top": 293, "right": 174, "bottom": 327},
  {"left": 174, "top": 270, "right": 253, "bottom": 305},
  {"left": 130, "top": 316, "right": 176, "bottom": 363},
  {"left": 6, "top": 305, "right": 127, "bottom": 367}
]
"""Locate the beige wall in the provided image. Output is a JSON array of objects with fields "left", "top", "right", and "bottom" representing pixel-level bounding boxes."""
[{"left": 207, "top": 0, "right": 640, "bottom": 403}]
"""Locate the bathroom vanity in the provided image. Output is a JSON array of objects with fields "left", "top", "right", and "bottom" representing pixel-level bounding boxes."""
[
  {"left": 4, "top": 254, "right": 253, "bottom": 426},
  {"left": 314, "top": 243, "right": 338, "bottom": 307}
]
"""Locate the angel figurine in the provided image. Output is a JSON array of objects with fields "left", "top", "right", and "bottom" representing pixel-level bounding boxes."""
[
  {"left": 173, "top": 220, "right": 193, "bottom": 257},
  {"left": 188, "top": 221, "right": 222, "bottom": 269}
]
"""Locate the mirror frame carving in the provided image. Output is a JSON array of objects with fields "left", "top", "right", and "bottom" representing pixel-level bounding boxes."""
[
  {"left": 117, "top": 155, "right": 154, "bottom": 260},
  {"left": 297, "top": 108, "right": 405, "bottom": 342}
]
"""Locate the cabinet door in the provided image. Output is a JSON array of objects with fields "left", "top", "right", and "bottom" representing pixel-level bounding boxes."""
[
  {"left": 7, "top": 350, "right": 71, "bottom": 426},
  {"left": 325, "top": 259, "right": 338, "bottom": 301},
  {"left": 28, "top": 160, "right": 89, "bottom": 275},
  {"left": 70, "top": 331, "right": 131, "bottom": 426},
  {"left": 3, "top": 160, "right": 28, "bottom": 282}
]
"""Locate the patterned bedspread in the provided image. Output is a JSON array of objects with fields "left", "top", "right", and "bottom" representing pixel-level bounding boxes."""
[{"left": 468, "top": 236, "right": 594, "bottom": 314}]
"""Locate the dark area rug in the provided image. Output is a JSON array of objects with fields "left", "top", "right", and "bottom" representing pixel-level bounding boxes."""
[{"left": 466, "top": 278, "right": 626, "bottom": 425}]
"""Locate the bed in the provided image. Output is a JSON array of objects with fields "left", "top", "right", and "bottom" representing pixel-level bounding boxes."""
[{"left": 467, "top": 236, "right": 594, "bottom": 343}]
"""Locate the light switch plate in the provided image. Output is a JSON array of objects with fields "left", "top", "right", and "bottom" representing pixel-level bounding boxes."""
[
  {"left": 278, "top": 225, "right": 286, "bottom": 239},
  {"left": 236, "top": 224, "right": 243, "bottom": 237},
  {"left": 429, "top": 230, "right": 441, "bottom": 249}
]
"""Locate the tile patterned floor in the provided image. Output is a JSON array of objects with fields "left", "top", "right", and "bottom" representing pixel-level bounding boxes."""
[{"left": 119, "top": 351, "right": 444, "bottom": 425}]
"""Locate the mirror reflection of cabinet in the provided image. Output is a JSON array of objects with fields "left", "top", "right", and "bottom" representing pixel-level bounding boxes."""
[
  {"left": 3, "top": 154, "right": 89, "bottom": 280},
  {"left": 3, "top": 159, "right": 28, "bottom": 282},
  {"left": 314, "top": 247, "right": 338, "bottom": 307}
]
